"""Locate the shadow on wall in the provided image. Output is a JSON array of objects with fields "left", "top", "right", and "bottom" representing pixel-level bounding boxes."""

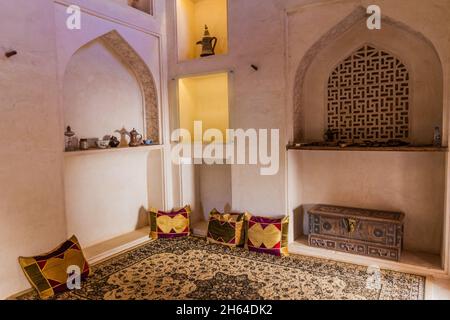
[{"left": 137, "top": 206, "right": 149, "bottom": 229}]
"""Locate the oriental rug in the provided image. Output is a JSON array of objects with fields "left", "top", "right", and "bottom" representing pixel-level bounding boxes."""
[{"left": 17, "top": 237, "right": 424, "bottom": 300}]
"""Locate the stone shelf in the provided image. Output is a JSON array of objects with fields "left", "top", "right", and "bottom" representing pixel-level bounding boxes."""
[
  {"left": 64, "top": 145, "right": 163, "bottom": 157},
  {"left": 287, "top": 145, "right": 448, "bottom": 153}
]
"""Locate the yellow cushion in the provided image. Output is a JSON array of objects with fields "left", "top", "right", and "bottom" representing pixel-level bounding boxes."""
[
  {"left": 149, "top": 206, "right": 191, "bottom": 239},
  {"left": 245, "top": 213, "right": 289, "bottom": 257},
  {"left": 18, "top": 235, "right": 91, "bottom": 299},
  {"left": 207, "top": 209, "right": 245, "bottom": 248}
]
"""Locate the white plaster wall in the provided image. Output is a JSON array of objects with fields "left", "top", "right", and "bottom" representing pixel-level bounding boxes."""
[
  {"left": 0, "top": 0, "right": 170, "bottom": 298},
  {"left": 288, "top": 151, "right": 446, "bottom": 254},
  {"left": 64, "top": 149, "right": 164, "bottom": 247},
  {"left": 0, "top": 0, "right": 67, "bottom": 299},
  {"left": 198, "top": 164, "right": 232, "bottom": 220}
]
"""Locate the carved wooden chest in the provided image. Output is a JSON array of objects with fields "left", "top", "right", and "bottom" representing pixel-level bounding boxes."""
[{"left": 308, "top": 205, "right": 405, "bottom": 261}]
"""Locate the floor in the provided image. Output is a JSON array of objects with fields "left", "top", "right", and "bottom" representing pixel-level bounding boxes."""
[
  {"left": 18, "top": 237, "right": 426, "bottom": 300},
  {"left": 82, "top": 228, "right": 450, "bottom": 300}
]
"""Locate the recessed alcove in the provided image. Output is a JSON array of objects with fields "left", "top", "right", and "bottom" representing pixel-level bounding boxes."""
[
  {"left": 176, "top": 0, "right": 228, "bottom": 61},
  {"left": 287, "top": 8, "right": 447, "bottom": 274},
  {"left": 181, "top": 162, "right": 232, "bottom": 233},
  {"left": 61, "top": 31, "right": 164, "bottom": 248},
  {"left": 64, "top": 30, "right": 160, "bottom": 145},
  {"left": 178, "top": 72, "right": 229, "bottom": 142}
]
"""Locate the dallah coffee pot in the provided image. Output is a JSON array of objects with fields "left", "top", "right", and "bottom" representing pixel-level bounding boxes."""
[
  {"left": 196, "top": 25, "right": 217, "bottom": 57},
  {"left": 127, "top": 128, "right": 143, "bottom": 147}
]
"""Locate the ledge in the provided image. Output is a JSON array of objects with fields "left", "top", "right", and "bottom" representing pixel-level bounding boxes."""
[
  {"left": 290, "top": 236, "right": 444, "bottom": 277},
  {"left": 287, "top": 145, "right": 448, "bottom": 153},
  {"left": 64, "top": 145, "right": 163, "bottom": 158}
]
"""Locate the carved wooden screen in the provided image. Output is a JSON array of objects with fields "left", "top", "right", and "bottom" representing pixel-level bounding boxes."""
[{"left": 327, "top": 45, "right": 410, "bottom": 141}]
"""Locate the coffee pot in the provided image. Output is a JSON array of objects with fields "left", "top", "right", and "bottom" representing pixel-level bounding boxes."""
[
  {"left": 127, "top": 128, "right": 143, "bottom": 147},
  {"left": 196, "top": 25, "right": 217, "bottom": 57}
]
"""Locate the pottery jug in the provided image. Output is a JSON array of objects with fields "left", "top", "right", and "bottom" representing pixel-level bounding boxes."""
[
  {"left": 197, "top": 25, "right": 217, "bottom": 57},
  {"left": 127, "top": 128, "right": 143, "bottom": 147}
]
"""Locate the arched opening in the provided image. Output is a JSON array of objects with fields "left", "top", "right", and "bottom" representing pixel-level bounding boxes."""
[
  {"left": 326, "top": 44, "right": 410, "bottom": 142},
  {"left": 63, "top": 30, "right": 160, "bottom": 145},
  {"left": 293, "top": 8, "right": 443, "bottom": 145}
]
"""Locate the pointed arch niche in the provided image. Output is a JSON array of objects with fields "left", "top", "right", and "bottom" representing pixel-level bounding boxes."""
[
  {"left": 63, "top": 30, "right": 160, "bottom": 145},
  {"left": 292, "top": 9, "right": 443, "bottom": 145},
  {"left": 287, "top": 7, "right": 448, "bottom": 275}
]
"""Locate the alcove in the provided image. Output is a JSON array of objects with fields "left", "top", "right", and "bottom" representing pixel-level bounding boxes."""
[
  {"left": 178, "top": 72, "right": 229, "bottom": 142},
  {"left": 176, "top": 0, "right": 228, "bottom": 61}
]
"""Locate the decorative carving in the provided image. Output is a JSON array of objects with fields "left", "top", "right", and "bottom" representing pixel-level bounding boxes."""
[
  {"left": 308, "top": 204, "right": 404, "bottom": 261},
  {"left": 292, "top": 8, "right": 436, "bottom": 142},
  {"left": 327, "top": 45, "right": 409, "bottom": 141},
  {"left": 100, "top": 30, "right": 160, "bottom": 144}
]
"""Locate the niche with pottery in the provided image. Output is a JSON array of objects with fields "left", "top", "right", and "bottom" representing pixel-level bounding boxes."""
[
  {"left": 63, "top": 31, "right": 160, "bottom": 150},
  {"left": 60, "top": 30, "right": 164, "bottom": 248},
  {"left": 176, "top": 0, "right": 228, "bottom": 61}
]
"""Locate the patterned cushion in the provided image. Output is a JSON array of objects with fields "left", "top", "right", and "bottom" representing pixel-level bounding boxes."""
[
  {"left": 245, "top": 214, "right": 289, "bottom": 257},
  {"left": 149, "top": 206, "right": 191, "bottom": 239},
  {"left": 18, "top": 235, "right": 91, "bottom": 299},
  {"left": 207, "top": 209, "right": 245, "bottom": 248}
]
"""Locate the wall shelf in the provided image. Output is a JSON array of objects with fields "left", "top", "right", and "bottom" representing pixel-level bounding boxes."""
[
  {"left": 64, "top": 145, "right": 163, "bottom": 158},
  {"left": 287, "top": 145, "right": 448, "bottom": 153},
  {"left": 176, "top": 0, "right": 228, "bottom": 62}
]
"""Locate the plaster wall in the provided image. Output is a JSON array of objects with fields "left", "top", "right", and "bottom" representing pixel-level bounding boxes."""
[
  {"left": 181, "top": 164, "right": 232, "bottom": 223},
  {"left": 288, "top": 151, "right": 446, "bottom": 254},
  {"left": 0, "top": 0, "right": 169, "bottom": 298},
  {"left": 64, "top": 149, "right": 164, "bottom": 248},
  {"left": 0, "top": 0, "right": 67, "bottom": 299}
]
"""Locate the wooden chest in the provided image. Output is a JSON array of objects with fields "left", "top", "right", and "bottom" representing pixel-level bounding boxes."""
[{"left": 308, "top": 205, "right": 405, "bottom": 261}]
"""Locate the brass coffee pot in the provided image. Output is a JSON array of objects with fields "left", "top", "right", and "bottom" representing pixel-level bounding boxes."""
[
  {"left": 197, "top": 25, "right": 217, "bottom": 57},
  {"left": 127, "top": 128, "right": 143, "bottom": 147}
]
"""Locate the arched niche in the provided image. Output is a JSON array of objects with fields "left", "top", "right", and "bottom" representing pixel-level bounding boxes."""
[
  {"left": 293, "top": 7, "right": 443, "bottom": 145},
  {"left": 63, "top": 30, "right": 160, "bottom": 144}
]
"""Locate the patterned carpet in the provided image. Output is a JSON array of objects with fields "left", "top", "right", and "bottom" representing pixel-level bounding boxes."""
[{"left": 17, "top": 237, "right": 425, "bottom": 300}]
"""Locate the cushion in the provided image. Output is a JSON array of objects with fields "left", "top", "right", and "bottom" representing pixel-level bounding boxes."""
[
  {"left": 18, "top": 235, "right": 91, "bottom": 299},
  {"left": 149, "top": 205, "right": 191, "bottom": 239},
  {"left": 207, "top": 209, "right": 245, "bottom": 248},
  {"left": 245, "top": 214, "right": 289, "bottom": 257}
]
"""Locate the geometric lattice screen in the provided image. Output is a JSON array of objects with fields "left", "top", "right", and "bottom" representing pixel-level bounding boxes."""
[{"left": 327, "top": 45, "right": 410, "bottom": 141}]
